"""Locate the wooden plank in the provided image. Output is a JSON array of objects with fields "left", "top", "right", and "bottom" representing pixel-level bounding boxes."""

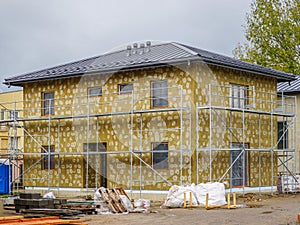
[
  {"left": 0, "top": 216, "right": 24, "bottom": 221},
  {"left": 0, "top": 216, "right": 86, "bottom": 225},
  {"left": 189, "top": 192, "right": 192, "bottom": 207}
]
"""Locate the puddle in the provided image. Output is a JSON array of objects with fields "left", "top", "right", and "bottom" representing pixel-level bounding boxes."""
[{"left": 261, "top": 211, "right": 273, "bottom": 214}]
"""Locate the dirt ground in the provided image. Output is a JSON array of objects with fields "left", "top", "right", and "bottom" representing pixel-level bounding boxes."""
[
  {"left": 85, "top": 193, "right": 300, "bottom": 225},
  {"left": 4, "top": 193, "right": 300, "bottom": 225}
]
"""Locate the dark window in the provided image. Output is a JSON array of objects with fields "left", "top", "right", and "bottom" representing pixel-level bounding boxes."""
[
  {"left": 230, "top": 84, "right": 248, "bottom": 108},
  {"left": 83, "top": 142, "right": 107, "bottom": 188},
  {"left": 151, "top": 80, "right": 168, "bottom": 107},
  {"left": 152, "top": 142, "right": 168, "bottom": 169},
  {"left": 0, "top": 110, "right": 4, "bottom": 120},
  {"left": 119, "top": 83, "right": 133, "bottom": 94},
  {"left": 278, "top": 121, "right": 288, "bottom": 149},
  {"left": 9, "top": 137, "right": 18, "bottom": 150},
  {"left": 230, "top": 142, "right": 249, "bottom": 187},
  {"left": 42, "top": 92, "right": 54, "bottom": 115},
  {"left": 41, "top": 145, "right": 55, "bottom": 170},
  {"left": 9, "top": 110, "right": 19, "bottom": 120},
  {"left": 88, "top": 87, "right": 102, "bottom": 97}
]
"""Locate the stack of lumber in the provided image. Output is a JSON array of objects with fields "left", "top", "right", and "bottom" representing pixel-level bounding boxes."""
[
  {"left": 59, "top": 204, "right": 96, "bottom": 214},
  {"left": 0, "top": 216, "right": 86, "bottom": 225}
]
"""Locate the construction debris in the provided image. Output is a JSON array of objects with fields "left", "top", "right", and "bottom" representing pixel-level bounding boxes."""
[
  {"left": 133, "top": 199, "right": 150, "bottom": 212},
  {"left": 164, "top": 183, "right": 227, "bottom": 208},
  {"left": 14, "top": 193, "right": 67, "bottom": 213}
]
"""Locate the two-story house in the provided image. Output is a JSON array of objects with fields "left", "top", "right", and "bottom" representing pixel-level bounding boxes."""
[{"left": 3, "top": 41, "right": 296, "bottom": 196}]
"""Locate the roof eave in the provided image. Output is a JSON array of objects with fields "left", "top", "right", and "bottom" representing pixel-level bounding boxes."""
[
  {"left": 3, "top": 56, "right": 200, "bottom": 86},
  {"left": 201, "top": 58, "right": 296, "bottom": 82}
]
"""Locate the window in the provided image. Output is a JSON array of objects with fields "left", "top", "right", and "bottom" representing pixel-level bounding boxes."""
[
  {"left": 230, "top": 84, "right": 248, "bottom": 108},
  {"left": 83, "top": 142, "right": 107, "bottom": 187},
  {"left": 152, "top": 142, "right": 168, "bottom": 169},
  {"left": 9, "top": 137, "right": 18, "bottom": 150},
  {"left": 0, "top": 110, "right": 4, "bottom": 120},
  {"left": 88, "top": 87, "right": 102, "bottom": 97},
  {"left": 230, "top": 142, "right": 249, "bottom": 187},
  {"left": 41, "top": 145, "right": 55, "bottom": 170},
  {"left": 278, "top": 121, "right": 288, "bottom": 149},
  {"left": 9, "top": 110, "right": 19, "bottom": 120},
  {"left": 119, "top": 83, "right": 133, "bottom": 94},
  {"left": 151, "top": 80, "right": 168, "bottom": 107},
  {"left": 42, "top": 92, "right": 54, "bottom": 115}
]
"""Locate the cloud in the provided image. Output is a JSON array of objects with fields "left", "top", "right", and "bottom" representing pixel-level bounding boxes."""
[{"left": 0, "top": 0, "right": 252, "bottom": 91}]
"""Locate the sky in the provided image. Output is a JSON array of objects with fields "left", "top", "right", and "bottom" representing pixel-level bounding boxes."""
[{"left": 0, "top": 0, "right": 253, "bottom": 92}]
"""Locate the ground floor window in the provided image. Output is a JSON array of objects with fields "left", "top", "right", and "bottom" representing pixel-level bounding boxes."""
[
  {"left": 152, "top": 142, "right": 168, "bottom": 169},
  {"left": 41, "top": 145, "right": 55, "bottom": 170},
  {"left": 230, "top": 143, "right": 249, "bottom": 187},
  {"left": 83, "top": 142, "right": 107, "bottom": 188}
]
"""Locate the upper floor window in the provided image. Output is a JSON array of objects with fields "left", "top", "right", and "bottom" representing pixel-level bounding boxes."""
[
  {"left": 88, "top": 87, "right": 102, "bottom": 97},
  {"left": 151, "top": 80, "right": 168, "bottom": 107},
  {"left": 119, "top": 83, "right": 133, "bottom": 94},
  {"left": 9, "top": 110, "right": 19, "bottom": 120},
  {"left": 42, "top": 92, "right": 54, "bottom": 115},
  {"left": 152, "top": 142, "right": 168, "bottom": 169},
  {"left": 41, "top": 145, "right": 55, "bottom": 170},
  {"left": 230, "top": 84, "right": 248, "bottom": 109},
  {"left": 278, "top": 121, "right": 288, "bottom": 149},
  {"left": 0, "top": 110, "right": 4, "bottom": 120}
]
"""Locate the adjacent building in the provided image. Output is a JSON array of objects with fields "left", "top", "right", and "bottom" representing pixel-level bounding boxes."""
[
  {"left": 278, "top": 77, "right": 300, "bottom": 174},
  {"left": 0, "top": 90, "right": 23, "bottom": 189}
]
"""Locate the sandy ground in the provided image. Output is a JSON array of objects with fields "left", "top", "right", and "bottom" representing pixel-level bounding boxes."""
[
  {"left": 3, "top": 193, "right": 300, "bottom": 225},
  {"left": 84, "top": 193, "right": 300, "bottom": 225}
]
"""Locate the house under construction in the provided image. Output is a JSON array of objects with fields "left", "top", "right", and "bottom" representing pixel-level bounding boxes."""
[{"left": 1, "top": 41, "right": 297, "bottom": 197}]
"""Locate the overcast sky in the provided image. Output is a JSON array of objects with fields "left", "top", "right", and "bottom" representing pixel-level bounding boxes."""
[{"left": 0, "top": 0, "right": 253, "bottom": 92}]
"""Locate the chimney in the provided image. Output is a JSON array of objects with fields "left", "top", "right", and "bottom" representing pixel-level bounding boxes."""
[
  {"left": 126, "top": 45, "right": 132, "bottom": 56},
  {"left": 132, "top": 43, "right": 138, "bottom": 54},
  {"left": 146, "top": 41, "right": 151, "bottom": 52},
  {"left": 139, "top": 43, "right": 145, "bottom": 54}
]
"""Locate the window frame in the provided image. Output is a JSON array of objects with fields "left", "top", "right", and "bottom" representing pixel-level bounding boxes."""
[
  {"left": 230, "top": 142, "right": 249, "bottom": 187},
  {"left": 118, "top": 83, "right": 133, "bottom": 95},
  {"left": 151, "top": 80, "right": 168, "bottom": 108},
  {"left": 88, "top": 86, "right": 102, "bottom": 98},
  {"left": 9, "top": 110, "right": 19, "bottom": 120},
  {"left": 41, "top": 145, "right": 55, "bottom": 170},
  {"left": 278, "top": 121, "right": 288, "bottom": 149},
  {"left": 152, "top": 142, "right": 169, "bottom": 170},
  {"left": 0, "top": 109, "right": 5, "bottom": 120},
  {"left": 230, "top": 84, "right": 248, "bottom": 109},
  {"left": 41, "top": 91, "right": 55, "bottom": 116}
]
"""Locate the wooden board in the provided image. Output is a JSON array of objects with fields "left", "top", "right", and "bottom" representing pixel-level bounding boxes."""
[{"left": 0, "top": 216, "right": 86, "bottom": 224}]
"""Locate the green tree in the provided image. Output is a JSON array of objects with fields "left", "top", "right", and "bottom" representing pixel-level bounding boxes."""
[{"left": 233, "top": 0, "right": 300, "bottom": 75}]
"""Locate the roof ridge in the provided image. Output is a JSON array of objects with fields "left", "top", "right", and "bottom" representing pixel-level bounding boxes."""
[{"left": 170, "top": 42, "right": 199, "bottom": 56}]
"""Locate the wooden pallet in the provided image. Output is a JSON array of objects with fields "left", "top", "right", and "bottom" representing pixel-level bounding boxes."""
[
  {"left": 98, "top": 187, "right": 129, "bottom": 213},
  {"left": 0, "top": 216, "right": 87, "bottom": 225}
]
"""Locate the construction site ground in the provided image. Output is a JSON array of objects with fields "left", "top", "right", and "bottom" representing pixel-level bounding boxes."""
[{"left": 3, "top": 193, "right": 300, "bottom": 225}]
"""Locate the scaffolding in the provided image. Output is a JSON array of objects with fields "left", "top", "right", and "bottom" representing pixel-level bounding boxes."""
[
  {"left": 196, "top": 84, "right": 297, "bottom": 193},
  {"left": 0, "top": 85, "right": 192, "bottom": 197},
  {"left": 0, "top": 83, "right": 297, "bottom": 196}
]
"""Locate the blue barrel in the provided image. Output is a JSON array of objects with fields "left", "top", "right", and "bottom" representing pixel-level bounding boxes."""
[{"left": 0, "top": 162, "right": 11, "bottom": 194}]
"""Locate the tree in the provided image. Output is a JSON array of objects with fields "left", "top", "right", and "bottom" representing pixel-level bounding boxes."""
[{"left": 233, "top": 0, "right": 300, "bottom": 75}]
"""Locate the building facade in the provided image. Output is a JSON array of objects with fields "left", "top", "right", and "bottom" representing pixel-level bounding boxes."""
[
  {"left": 0, "top": 90, "right": 23, "bottom": 189},
  {"left": 3, "top": 42, "right": 296, "bottom": 193}
]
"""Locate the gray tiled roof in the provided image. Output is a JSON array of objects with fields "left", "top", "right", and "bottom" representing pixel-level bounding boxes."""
[
  {"left": 3, "top": 42, "right": 296, "bottom": 86},
  {"left": 278, "top": 76, "right": 300, "bottom": 93}
]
